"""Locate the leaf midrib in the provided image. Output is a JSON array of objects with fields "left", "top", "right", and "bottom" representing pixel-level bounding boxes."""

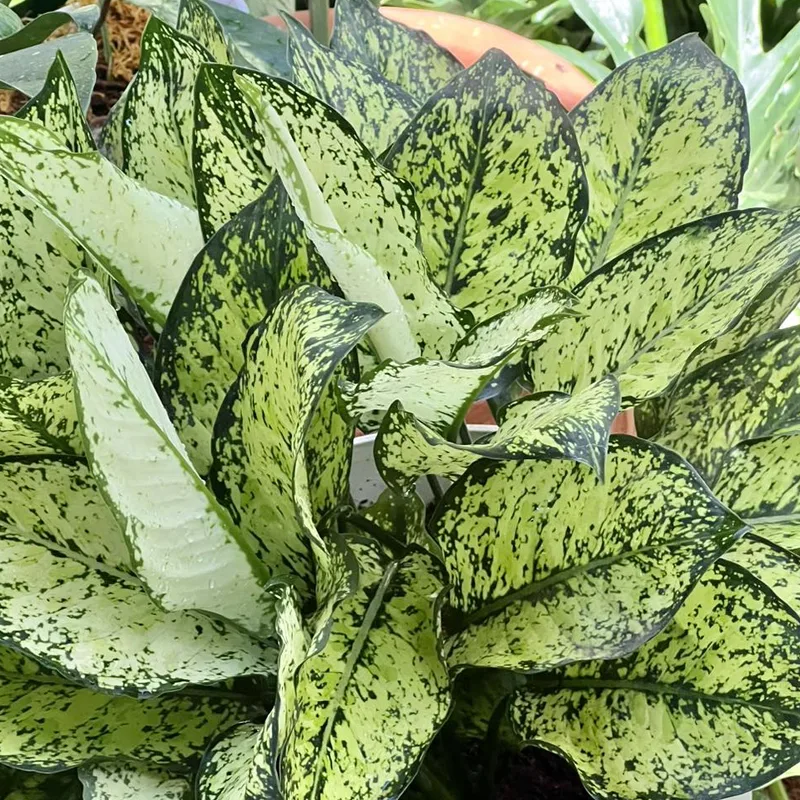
[
  {"left": 455, "top": 528, "right": 737, "bottom": 633},
  {"left": 523, "top": 676, "right": 800, "bottom": 718},
  {"left": 588, "top": 72, "right": 664, "bottom": 275}
]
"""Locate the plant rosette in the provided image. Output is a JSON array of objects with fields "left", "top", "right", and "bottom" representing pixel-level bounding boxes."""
[{"left": 3, "top": 1, "right": 800, "bottom": 799}]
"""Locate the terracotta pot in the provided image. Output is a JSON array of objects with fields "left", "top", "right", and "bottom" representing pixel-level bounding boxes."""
[{"left": 265, "top": 7, "right": 593, "bottom": 110}]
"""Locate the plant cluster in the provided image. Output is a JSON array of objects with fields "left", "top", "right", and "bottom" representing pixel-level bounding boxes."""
[{"left": 2, "top": 1, "right": 800, "bottom": 798}]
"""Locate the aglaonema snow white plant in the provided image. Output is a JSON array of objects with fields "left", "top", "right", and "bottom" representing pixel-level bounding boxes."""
[{"left": 2, "top": 0, "right": 800, "bottom": 797}]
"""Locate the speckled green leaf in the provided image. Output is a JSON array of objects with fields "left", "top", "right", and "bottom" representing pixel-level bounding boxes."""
[
  {"left": 2, "top": 770, "right": 82, "bottom": 800},
  {"left": 376, "top": 376, "right": 619, "bottom": 493},
  {"left": 0, "top": 373, "right": 80, "bottom": 457},
  {"left": 431, "top": 436, "right": 744, "bottom": 672},
  {"left": 0, "top": 455, "right": 126, "bottom": 569},
  {"left": 120, "top": 17, "right": 213, "bottom": 205},
  {"left": 655, "top": 327, "right": 800, "bottom": 483},
  {"left": 210, "top": 285, "right": 382, "bottom": 605},
  {"left": 177, "top": 0, "right": 231, "bottom": 64},
  {"left": 531, "top": 209, "right": 800, "bottom": 400},
  {"left": 384, "top": 50, "right": 586, "bottom": 320},
  {"left": 0, "top": 525, "right": 276, "bottom": 696},
  {"left": 714, "top": 433, "right": 800, "bottom": 551},
  {"left": 330, "top": 0, "right": 460, "bottom": 103},
  {"left": 280, "top": 548, "right": 451, "bottom": 800},
  {"left": 509, "top": 560, "right": 800, "bottom": 800},
  {"left": 155, "top": 181, "right": 329, "bottom": 473},
  {"left": 723, "top": 534, "right": 800, "bottom": 616},
  {"left": 192, "top": 65, "right": 274, "bottom": 239},
  {"left": 571, "top": 36, "right": 748, "bottom": 279},
  {"left": 285, "top": 15, "right": 416, "bottom": 155},
  {"left": 65, "top": 273, "right": 270, "bottom": 635},
  {"left": 232, "top": 67, "right": 463, "bottom": 361},
  {"left": 79, "top": 763, "right": 191, "bottom": 800},
  {"left": 197, "top": 723, "right": 264, "bottom": 800},
  {"left": 0, "top": 646, "right": 256, "bottom": 772},
  {"left": 0, "top": 116, "right": 203, "bottom": 331},
  {"left": 346, "top": 288, "right": 575, "bottom": 435},
  {"left": 0, "top": 120, "right": 89, "bottom": 379},
  {"left": 16, "top": 52, "right": 94, "bottom": 153}
]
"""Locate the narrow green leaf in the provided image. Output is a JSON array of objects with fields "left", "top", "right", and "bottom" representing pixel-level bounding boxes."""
[
  {"left": 330, "top": 0, "right": 461, "bottom": 103},
  {"left": 531, "top": 209, "right": 800, "bottom": 400},
  {"left": 285, "top": 14, "right": 417, "bottom": 155},
  {"left": 65, "top": 273, "right": 270, "bottom": 635},
  {"left": 79, "top": 763, "right": 191, "bottom": 799},
  {"left": 0, "top": 5, "right": 99, "bottom": 53},
  {"left": 0, "top": 34, "right": 98, "bottom": 112},
  {"left": 655, "top": 327, "right": 800, "bottom": 483},
  {"left": 280, "top": 548, "right": 451, "bottom": 800},
  {"left": 567, "top": 0, "right": 646, "bottom": 65},
  {"left": 121, "top": 17, "right": 213, "bottom": 205},
  {"left": 376, "top": 376, "right": 619, "bottom": 493},
  {"left": 714, "top": 433, "right": 800, "bottom": 551},
  {"left": 571, "top": 36, "right": 748, "bottom": 278},
  {"left": 210, "top": 285, "right": 382, "bottom": 603},
  {"left": 231, "top": 66, "right": 464, "bottom": 361},
  {"left": 384, "top": 50, "right": 586, "bottom": 320},
  {"left": 16, "top": 51, "right": 94, "bottom": 153},
  {"left": 509, "top": 560, "right": 800, "bottom": 800},
  {"left": 155, "top": 182, "right": 325, "bottom": 473},
  {"left": 0, "top": 646, "right": 256, "bottom": 772},
  {"left": 0, "top": 116, "right": 203, "bottom": 331},
  {"left": 177, "top": 0, "right": 231, "bottom": 64},
  {"left": 432, "top": 436, "right": 744, "bottom": 671},
  {"left": 0, "top": 6, "right": 22, "bottom": 36},
  {"left": 0, "top": 374, "right": 80, "bottom": 457}
]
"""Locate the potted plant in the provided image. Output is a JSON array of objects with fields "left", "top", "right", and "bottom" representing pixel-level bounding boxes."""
[{"left": 1, "top": 1, "right": 800, "bottom": 797}]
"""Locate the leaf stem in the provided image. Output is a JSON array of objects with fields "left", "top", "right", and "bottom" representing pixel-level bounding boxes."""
[
  {"left": 309, "top": 0, "right": 329, "bottom": 44},
  {"left": 427, "top": 474, "right": 445, "bottom": 504},
  {"left": 642, "top": 0, "right": 668, "bottom": 50},
  {"left": 344, "top": 512, "right": 406, "bottom": 556},
  {"left": 767, "top": 781, "right": 791, "bottom": 800}
]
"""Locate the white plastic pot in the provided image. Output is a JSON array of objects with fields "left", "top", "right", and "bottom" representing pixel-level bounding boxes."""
[{"left": 349, "top": 433, "right": 753, "bottom": 800}]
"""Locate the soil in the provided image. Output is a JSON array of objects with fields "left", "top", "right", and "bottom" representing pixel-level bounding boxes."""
[{"left": 496, "top": 747, "right": 592, "bottom": 799}]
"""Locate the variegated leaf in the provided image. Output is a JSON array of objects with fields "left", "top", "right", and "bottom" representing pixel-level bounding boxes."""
[
  {"left": 279, "top": 548, "right": 451, "bottom": 800},
  {"left": 655, "top": 327, "right": 800, "bottom": 483},
  {"left": 723, "top": 534, "right": 800, "bottom": 616},
  {"left": 0, "top": 646, "right": 256, "bottom": 772},
  {"left": 177, "top": 0, "right": 231, "bottom": 65},
  {"left": 432, "top": 436, "right": 744, "bottom": 671},
  {"left": 210, "top": 285, "right": 382, "bottom": 604},
  {"left": 384, "top": 50, "right": 586, "bottom": 321},
  {"left": 0, "top": 373, "right": 80, "bottom": 457},
  {"left": 0, "top": 116, "right": 203, "bottom": 331},
  {"left": 714, "top": 433, "right": 800, "bottom": 551},
  {"left": 285, "top": 15, "right": 417, "bottom": 155},
  {"left": 376, "top": 376, "right": 619, "bottom": 493},
  {"left": 196, "top": 722, "right": 277, "bottom": 800},
  {"left": 531, "top": 209, "right": 800, "bottom": 400},
  {"left": 0, "top": 455, "right": 127, "bottom": 569},
  {"left": 571, "top": 36, "right": 748, "bottom": 279},
  {"left": 330, "top": 0, "right": 461, "bottom": 103},
  {"left": 509, "top": 560, "right": 800, "bottom": 800},
  {"left": 0, "top": 526, "right": 276, "bottom": 696},
  {"left": 121, "top": 17, "right": 213, "bottom": 205},
  {"left": 155, "top": 182, "right": 343, "bottom": 479},
  {"left": 16, "top": 51, "right": 94, "bottom": 153},
  {"left": 193, "top": 65, "right": 273, "bottom": 239},
  {"left": 346, "top": 288, "right": 574, "bottom": 434},
  {"left": 231, "top": 67, "right": 464, "bottom": 361},
  {"left": 99, "top": 82, "right": 129, "bottom": 167},
  {"left": 65, "top": 273, "right": 270, "bottom": 635},
  {"left": 79, "top": 763, "right": 191, "bottom": 800}
]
